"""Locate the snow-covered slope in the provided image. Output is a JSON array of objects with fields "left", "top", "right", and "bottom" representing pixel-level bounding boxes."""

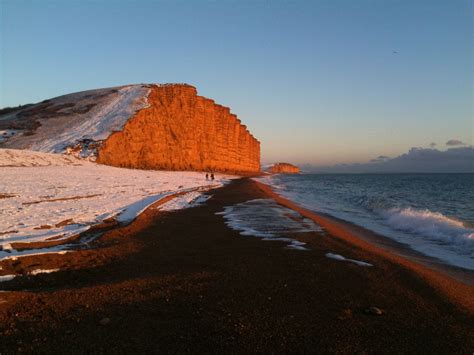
[
  {"left": 0, "top": 84, "right": 150, "bottom": 159},
  {"left": 0, "top": 149, "right": 234, "bottom": 260},
  {"left": 0, "top": 148, "right": 87, "bottom": 167}
]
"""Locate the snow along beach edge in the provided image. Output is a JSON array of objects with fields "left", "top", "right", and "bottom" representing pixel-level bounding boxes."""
[{"left": 0, "top": 149, "right": 237, "bottom": 263}]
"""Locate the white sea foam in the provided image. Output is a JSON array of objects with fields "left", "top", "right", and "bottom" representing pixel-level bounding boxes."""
[
  {"left": 217, "top": 199, "right": 321, "bottom": 250},
  {"left": 382, "top": 207, "right": 474, "bottom": 246},
  {"left": 254, "top": 174, "right": 474, "bottom": 271}
]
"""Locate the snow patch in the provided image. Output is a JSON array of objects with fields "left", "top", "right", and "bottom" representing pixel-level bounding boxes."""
[
  {"left": 159, "top": 190, "right": 212, "bottom": 211},
  {"left": 1, "top": 249, "right": 69, "bottom": 262},
  {"left": 0, "top": 148, "right": 88, "bottom": 167},
  {"left": 0, "top": 275, "right": 15, "bottom": 283},
  {"left": 0, "top": 149, "right": 236, "bottom": 260},
  {"left": 0, "top": 268, "right": 60, "bottom": 286},
  {"left": 325, "top": 253, "right": 373, "bottom": 267},
  {"left": 29, "top": 268, "right": 60, "bottom": 276}
]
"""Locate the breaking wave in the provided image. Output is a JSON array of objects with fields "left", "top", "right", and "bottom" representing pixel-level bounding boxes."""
[
  {"left": 255, "top": 173, "right": 474, "bottom": 270},
  {"left": 351, "top": 195, "right": 474, "bottom": 247},
  {"left": 382, "top": 207, "right": 474, "bottom": 247}
]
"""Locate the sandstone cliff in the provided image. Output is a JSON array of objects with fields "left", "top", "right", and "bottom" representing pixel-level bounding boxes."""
[
  {"left": 268, "top": 163, "right": 300, "bottom": 174},
  {"left": 96, "top": 84, "right": 260, "bottom": 174},
  {"left": 0, "top": 84, "right": 261, "bottom": 175}
]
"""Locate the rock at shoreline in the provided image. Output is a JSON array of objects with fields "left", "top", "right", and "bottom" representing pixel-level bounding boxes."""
[{"left": 267, "top": 162, "right": 300, "bottom": 174}]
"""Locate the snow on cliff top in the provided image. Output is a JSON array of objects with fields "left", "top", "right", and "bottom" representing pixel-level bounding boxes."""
[
  {"left": 0, "top": 149, "right": 235, "bottom": 261},
  {"left": 0, "top": 84, "right": 150, "bottom": 158}
]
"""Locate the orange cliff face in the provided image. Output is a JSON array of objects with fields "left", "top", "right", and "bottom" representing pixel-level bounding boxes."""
[
  {"left": 96, "top": 84, "right": 260, "bottom": 175},
  {"left": 268, "top": 163, "right": 300, "bottom": 174}
]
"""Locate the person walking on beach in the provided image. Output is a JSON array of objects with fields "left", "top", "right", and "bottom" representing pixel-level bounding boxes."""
[
  {"left": 205, "top": 173, "right": 209, "bottom": 180},
  {"left": 210, "top": 173, "right": 215, "bottom": 181}
]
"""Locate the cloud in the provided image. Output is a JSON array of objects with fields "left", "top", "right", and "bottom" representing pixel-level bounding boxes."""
[
  {"left": 305, "top": 146, "right": 474, "bottom": 173},
  {"left": 429, "top": 142, "right": 436, "bottom": 148},
  {"left": 446, "top": 139, "right": 465, "bottom": 146},
  {"left": 370, "top": 155, "right": 390, "bottom": 163}
]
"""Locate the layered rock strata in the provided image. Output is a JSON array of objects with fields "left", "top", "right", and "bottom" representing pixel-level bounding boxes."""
[{"left": 97, "top": 85, "right": 260, "bottom": 174}]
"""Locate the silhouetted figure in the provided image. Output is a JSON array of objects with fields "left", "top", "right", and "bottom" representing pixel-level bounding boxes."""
[
  {"left": 211, "top": 173, "right": 215, "bottom": 181},
  {"left": 205, "top": 173, "right": 209, "bottom": 180}
]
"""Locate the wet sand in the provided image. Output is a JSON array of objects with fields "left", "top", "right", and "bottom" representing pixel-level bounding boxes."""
[{"left": 0, "top": 178, "right": 473, "bottom": 353}]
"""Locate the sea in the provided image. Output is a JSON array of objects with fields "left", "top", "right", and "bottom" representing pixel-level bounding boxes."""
[{"left": 256, "top": 173, "right": 474, "bottom": 271}]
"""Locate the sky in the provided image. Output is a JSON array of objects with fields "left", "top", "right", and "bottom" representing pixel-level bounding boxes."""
[{"left": 1, "top": 0, "right": 472, "bottom": 167}]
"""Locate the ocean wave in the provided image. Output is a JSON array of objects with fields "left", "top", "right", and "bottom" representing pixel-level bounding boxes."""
[
  {"left": 349, "top": 194, "right": 474, "bottom": 248},
  {"left": 351, "top": 195, "right": 395, "bottom": 213},
  {"left": 255, "top": 173, "right": 474, "bottom": 269},
  {"left": 382, "top": 207, "right": 474, "bottom": 247}
]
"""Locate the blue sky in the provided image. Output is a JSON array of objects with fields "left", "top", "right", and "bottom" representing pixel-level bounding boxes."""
[{"left": 1, "top": 0, "right": 472, "bottom": 165}]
